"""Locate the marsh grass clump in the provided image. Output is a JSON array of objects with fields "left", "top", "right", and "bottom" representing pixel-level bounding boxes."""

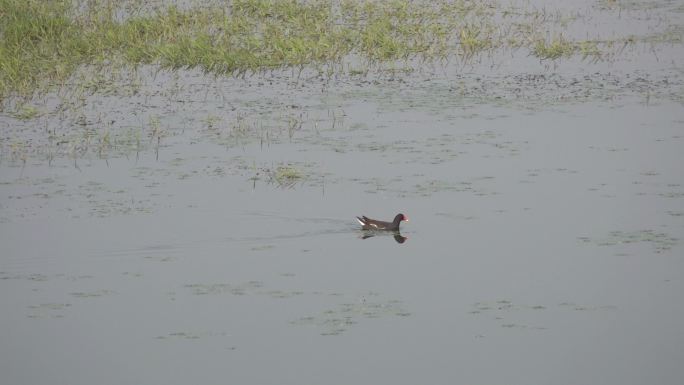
[
  {"left": 577, "top": 40, "right": 603, "bottom": 61},
  {"left": 458, "top": 23, "right": 493, "bottom": 59},
  {"left": 275, "top": 166, "right": 302, "bottom": 180},
  {"left": 2, "top": 0, "right": 488, "bottom": 100},
  {"left": 0, "top": 0, "right": 84, "bottom": 98},
  {"left": 270, "top": 165, "right": 304, "bottom": 188},
  {"left": 532, "top": 35, "right": 605, "bottom": 61},
  {"left": 533, "top": 35, "right": 576, "bottom": 60},
  {"left": 12, "top": 105, "right": 41, "bottom": 120},
  {"left": 0, "top": 0, "right": 658, "bottom": 102}
]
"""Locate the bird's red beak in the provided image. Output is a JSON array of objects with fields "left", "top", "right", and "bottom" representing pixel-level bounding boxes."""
[{"left": 404, "top": 217, "right": 409, "bottom": 222}]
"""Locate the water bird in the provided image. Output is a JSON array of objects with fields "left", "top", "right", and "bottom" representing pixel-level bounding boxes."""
[{"left": 356, "top": 213, "right": 409, "bottom": 231}]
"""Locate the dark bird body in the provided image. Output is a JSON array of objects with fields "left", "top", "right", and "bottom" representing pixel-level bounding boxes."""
[{"left": 356, "top": 213, "right": 408, "bottom": 231}]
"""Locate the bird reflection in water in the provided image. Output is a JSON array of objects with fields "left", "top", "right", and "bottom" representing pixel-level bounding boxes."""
[
  {"left": 360, "top": 231, "right": 407, "bottom": 244},
  {"left": 355, "top": 213, "right": 409, "bottom": 244}
]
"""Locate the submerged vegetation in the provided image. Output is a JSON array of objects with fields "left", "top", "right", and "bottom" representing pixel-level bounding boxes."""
[
  {"left": 0, "top": 0, "right": 660, "bottom": 101},
  {"left": 270, "top": 165, "right": 304, "bottom": 188}
]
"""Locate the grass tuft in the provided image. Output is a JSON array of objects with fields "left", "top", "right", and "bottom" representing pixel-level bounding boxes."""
[
  {"left": 13, "top": 105, "right": 41, "bottom": 120},
  {"left": 270, "top": 165, "right": 304, "bottom": 188},
  {"left": 533, "top": 35, "right": 576, "bottom": 60}
]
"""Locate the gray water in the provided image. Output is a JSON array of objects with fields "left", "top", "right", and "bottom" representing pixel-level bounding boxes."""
[{"left": 2, "top": 1, "right": 684, "bottom": 384}]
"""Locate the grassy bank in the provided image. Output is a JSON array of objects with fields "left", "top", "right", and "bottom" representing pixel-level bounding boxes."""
[{"left": 0, "top": 0, "right": 633, "bottom": 101}]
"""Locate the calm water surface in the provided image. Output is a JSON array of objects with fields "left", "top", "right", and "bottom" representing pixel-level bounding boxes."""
[{"left": 2, "top": 1, "right": 684, "bottom": 384}]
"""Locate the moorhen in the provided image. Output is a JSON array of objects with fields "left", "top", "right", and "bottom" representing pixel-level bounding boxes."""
[{"left": 356, "top": 213, "right": 409, "bottom": 231}]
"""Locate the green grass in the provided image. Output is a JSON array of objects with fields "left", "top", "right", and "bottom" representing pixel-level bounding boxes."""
[
  {"left": 532, "top": 35, "right": 605, "bottom": 61},
  {"left": 271, "top": 165, "right": 304, "bottom": 187},
  {"left": 533, "top": 35, "right": 576, "bottom": 60},
  {"left": 459, "top": 23, "right": 493, "bottom": 58},
  {"left": 275, "top": 166, "right": 302, "bottom": 180},
  {"left": 0, "top": 0, "right": 82, "bottom": 98},
  {"left": 0, "top": 0, "right": 618, "bottom": 101},
  {"left": 12, "top": 104, "right": 41, "bottom": 120}
]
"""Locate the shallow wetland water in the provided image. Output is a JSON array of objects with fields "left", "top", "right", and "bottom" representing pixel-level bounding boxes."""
[{"left": 1, "top": 0, "right": 684, "bottom": 384}]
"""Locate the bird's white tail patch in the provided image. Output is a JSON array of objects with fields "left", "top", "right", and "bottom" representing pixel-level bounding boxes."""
[{"left": 356, "top": 218, "right": 365, "bottom": 225}]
